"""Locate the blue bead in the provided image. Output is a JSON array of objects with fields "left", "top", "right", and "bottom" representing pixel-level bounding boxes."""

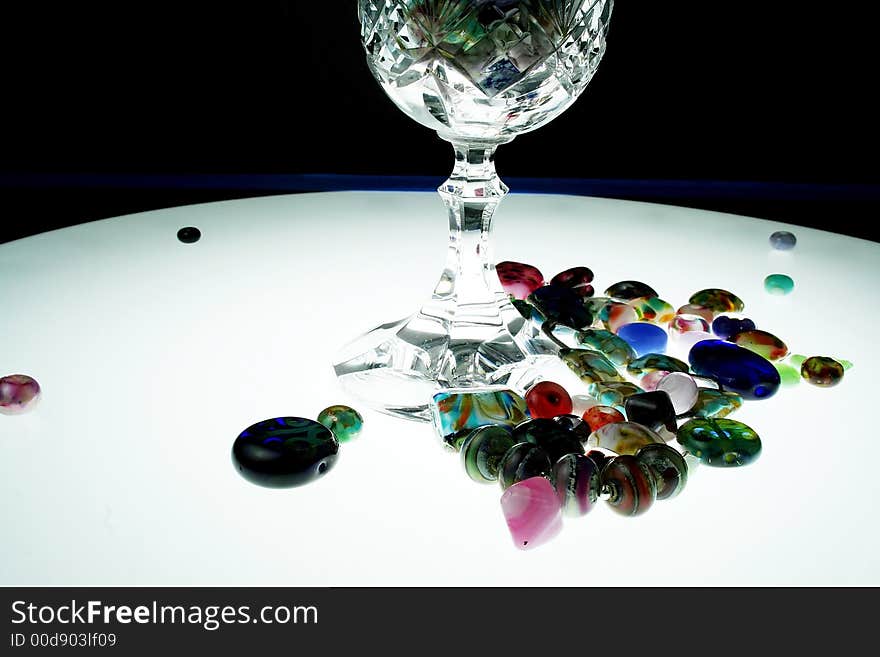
[
  {"left": 712, "top": 315, "right": 756, "bottom": 340},
  {"left": 688, "top": 340, "right": 781, "bottom": 400},
  {"left": 528, "top": 285, "right": 593, "bottom": 329},
  {"left": 616, "top": 323, "right": 668, "bottom": 357}
]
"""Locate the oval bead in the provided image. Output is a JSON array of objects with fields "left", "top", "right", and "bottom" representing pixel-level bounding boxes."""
[
  {"left": 801, "top": 356, "right": 845, "bottom": 387},
  {"left": 525, "top": 381, "right": 573, "bottom": 419},
  {"left": 733, "top": 329, "right": 789, "bottom": 361},
  {"left": 582, "top": 405, "right": 625, "bottom": 433},
  {"left": 635, "top": 443, "right": 688, "bottom": 500},
  {"left": 602, "top": 455, "right": 657, "bottom": 516},
  {"left": 232, "top": 417, "right": 339, "bottom": 488},
  {"left": 690, "top": 388, "right": 744, "bottom": 419},
  {"left": 496, "top": 261, "right": 544, "bottom": 300},
  {"left": 316, "top": 405, "right": 364, "bottom": 443},
  {"left": 712, "top": 315, "right": 756, "bottom": 340},
  {"left": 550, "top": 266, "right": 594, "bottom": 297},
  {"left": 587, "top": 421, "right": 663, "bottom": 456},
  {"left": 560, "top": 348, "right": 624, "bottom": 385},
  {"left": 677, "top": 418, "right": 761, "bottom": 467},
  {"left": 626, "top": 296, "right": 675, "bottom": 324},
  {"left": 656, "top": 372, "right": 699, "bottom": 414},
  {"left": 670, "top": 314, "right": 710, "bottom": 335},
  {"left": 529, "top": 285, "right": 593, "bottom": 329},
  {"left": 689, "top": 340, "right": 781, "bottom": 400},
  {"left": 770, "top": 230, "right": 797, "bottom": 250},
  {"left": 764, "top": 273, "right": 795, "bottom": 296},
  {"left": 605, "top": 280, "right": 658, "bottom": 301},
  {"left": 627, "top": 353, "right": 689, "bottom": 378},
  {"left": 574, "top": 328, "right": 637, "bottom": 367},
  {"left": 599, "top": 302, "right": 639, "bottom": 333},
  {"left": 498, "top": 443, "right": 554, "bottom": 490},
  {"left": 676, "top": 304, "right": 715, "bottom": 322},
  {"left": 689, "top": 289, "right": 745, "bottom": 313},
  {"left": 617, "top": 322, "right": 668, "bottom": 356},
  {"left": 588, "top": 381, "right": 644, "bottom": 413},
  {"left": 460, "top": 425, "right": 517, "bottom": 483},
  {"left": 0, "top": 374, "right": 41, "bottom": 415},
  {"left": 513, "top": 418, "right": 584, "bottom": 462},
  {"left": 553, "top": 453, "right": 601, "bottom": 517}
]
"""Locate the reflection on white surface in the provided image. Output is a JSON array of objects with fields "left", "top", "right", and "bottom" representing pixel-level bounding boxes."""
[{"left": 0, "top": 191, "right": 878, "bottom": 586}]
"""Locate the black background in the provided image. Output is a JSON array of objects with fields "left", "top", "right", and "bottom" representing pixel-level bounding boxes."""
[{"left": 1, "top": 1, "right": 878, "bottom": 242}]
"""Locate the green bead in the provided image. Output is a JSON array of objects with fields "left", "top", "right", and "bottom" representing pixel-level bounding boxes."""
[
  {"left": 839, "top": 359, "right": 854, "bottom": 371},
  {"left": 587, "top": 381, "right": 644, "bottom": 413},
  {"left": 789, "top": 354, "right": 807, "bottom": 368},
  {"left": 764, "top": 273, "right": 795, "bottom": 296},
  {"left": 560, "top": 348, "right": 624, "bottom": 385},
  {"left": 677, "top": 418, "right": 761, "bottom": 467},
  {"left": 317, "top": 405, "right": 364, "bottom": 443},
  {"left": 690, "top": 389, "right": 743, "bottom": 419},
  {"left": 689, "top": 288, "right": 745, "bottom": 313},
  {"left": 460, "top": 426, "right": 517, "bottom": 484},
  {"left": 774, "top": 362, "right": 801, "bottom": 386},
  {"left": 627, "top": 353, "right": 689, "bottom": 378},
  {"left": 574, "top": 329, "right": 637, "bottom": 367}
]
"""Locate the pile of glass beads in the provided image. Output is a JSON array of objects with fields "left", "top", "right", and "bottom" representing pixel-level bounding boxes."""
[{"left": 431, "top": 245, "right": 850, "bottom": 550}]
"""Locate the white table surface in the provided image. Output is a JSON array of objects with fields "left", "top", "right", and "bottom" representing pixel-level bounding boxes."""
[{"left": 1, "top": 191, "right": 877, "bottom": 586}]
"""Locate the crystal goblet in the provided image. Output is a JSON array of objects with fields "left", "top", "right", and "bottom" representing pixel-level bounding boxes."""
[{"left": 335, "top": 1, "right": 614, "bottom": 420}]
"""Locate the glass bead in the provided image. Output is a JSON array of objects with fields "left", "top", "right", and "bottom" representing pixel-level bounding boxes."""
[
  {"left": 0, "top": 374, "right": 41, "bottom": 415},
  {"left": 588, "top": 381, "right": 644, "bottom": 413},
  {"left": 501, "top": 476, "right": 563, "bottom": 550},
  {"left": 599, "top": 302, "right": 639, "bottom": 333},
  {"left": 689, "top": 289, "right": 745, "bottom": 313},
  {"left": 553, "top": 414, "right": 592, "bottom": 445},
  {"left": 676, "top": 304, "right": 715, "bottom": 322},
  {"left": 690, "top": 388, "right": 744, "bottom": 419},
  {"left": 635, "top": 443, "right": 688, "bottom": 500},
  {"left": 587, "top": 421, "right": 664, "bottom": 456},
  {"left": 764, "top": 273, "right": 795, "bottom": 296},
  {"left": 627, "top": 353, "right": 689, "bottom": 378},
  {"left": 602, "top": 455, "right": 658, "bottom": 516},
  {"left": 774, "top": 362, "right": 802, "bottom": 386},
  {"left": 789, "top": 354, "right": 807, "bottom": 368},
  {"left": 177, "top": 226, "right": 201, "bottom": 243},
  {"left": 617, "top": 322, "right": 668, "bottom": 356},
  {"left": 431, "top": 388, "right": 529, "bottom": 450},
  {"left": 656, "top": 371, "right": 699, "bottom": 414},
  {"left": 582, "top": 405, "right": 625, "bottom": 433},
  {"left": 605, "top": 280, "right": 658, "bottom": 301},
  {"left": 624, "top": 391, "right": 678, "bottom": 433},
  {"left": 550, "top": 266, "right": 594, "bottom": 297},
  {"left": 513, "top": 418, "right": 584, "bottom": 462},
  {"left": 626, "top": 296, "right": 675, "bottom": 324},
  {"left": 525, "top": 381, "right": 573, "bottom": 419},
  {"left": 460, "top": 425, "right": 517, "bottom": 483},
  {"left": 770, "top": 230, "right": 797, "bottom": 250},
  {"left": 553, "top": 453, "right": 600, "bottom": 517},
  {"left": 574, "top": 328, "right": 637, "bottom": 367},
  {"left": 529, "top": 285, "right": 593, "bottom": 329},
  {"left": 639, "top": 370, "right": 671, "bottom": 391},
  {"left": 732, "top": 329, "right": 789, "bottom": 361},
  {"left": 560, "top": 348, "right": 624, "bottom": 385},
  {"left": 712, "top": 315, "right": 756, "bottom": 340},
  {"left": 689, "top": 339, "right": 781, "bottom": 400},
  {"left": 586, "top": 449, "right": 612, "bottom": 471},
  {"left": 669, "top": 330, "right": 716, "bottom": 357},
  {"left": 800, "top": 356, "right": 845, "bottom": 387},
  {"left": 582, "top": 297, "right": 611, "bottom": 327},
  {"left": 316, "top": 405, "right": 364, "bottom": 443},
  {"left": 498, "top": 442, "right": 553, "bottom": 490},
  {"left": 677, "top": 418, "right": 761, "bottom": 467},
  {"left": 839, "top": 359, "right": 854, "bottom": 371},
  {"left": 496, "top": 261, "right": 544, "bottom": 300},
  {"left": 232, "top": 417, "right": 339, "bottom": 488},
  {"left": 670, "top": 314, "right": 710, "bottom": 335},
  {"left": 571, "top": 394, "right": 599, "bottom": 416}
]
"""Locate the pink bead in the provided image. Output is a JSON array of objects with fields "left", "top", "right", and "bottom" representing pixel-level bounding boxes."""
[
  {"left": 500, "top": 476, "right": 563, "bottom": 550},
  {"left": 496, "top": 261, "right": 544, "bottom": 300},
  {"left": 0, "top": 374, "right": 41, "bottom": 415},
  {"left": 640, "top": 370, "right": 671, "bottom": 391}
]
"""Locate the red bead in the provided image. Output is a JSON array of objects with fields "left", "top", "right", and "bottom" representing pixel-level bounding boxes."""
[
  {"left": 582, "top": 405, "right": 625, "bottom": 432},
  {"left": 550, "top": 266, "right": 594, "bottom": 297},
  {"left": 525, "top": 381, "right": 573, "bottom": 419},
  {"left": 496, "top": 261, "right": 544, "bottom": 300}
]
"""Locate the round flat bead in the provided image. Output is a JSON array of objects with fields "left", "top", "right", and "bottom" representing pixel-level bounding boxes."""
[
  {"left": 316, "top": 405, "right": 364, "bottom": 442},
  {"left": 626, "top": 297, "right": 675, "bottom": 324},
  {"left": 689, "top": 339, "right": 781, "bottom": 400},
  {"left": 525, "top": 381, "right": 573, "bottom": 419},
  {"left": 770, "top": 230, "right": 797, "bottom": 250},
  {"left": 0, "top": 374, "right": 41, "bottom": 415},
  {"left": 617, "top": 323, "right": 668, "bottom": 356},
  {"left": 553, "top": 414, "right": 592, "bottom": 445},
  {"left": 712, "top": 315, "right": 756, "bottom": 340},
  {"left": 177, "top": 226, "right": 201, "bottom": 243},
  {"left": 732, "top": 329, "right": 789, "bottom": 361},
  {"left": 764, "top": 274, "right": 795, "bottom": 296},
  {"left": 599, "top": 302, "right": 639, "bottom": 334},
  {"left": 560, "top": 348, "right": 624, "bottom": 386},
  {"left": 689, "top": 289, "right": 745, "bottom": 313},
  {"left": 498, "top": 442, "right": 554, "bottom": 490},
  {"left": 496, "top": 261, "right": 544, "bottom": 300},
  {"left": 460, "top": 425, "right": 517, "bottom": 483},
  {"left": 501, "top": 476, "right": 563, "bottom": 550},
  {"left": 582, "top": 405, "right": 625, "bottom": 433},
  {"left": 529, "top": 285, "right": 593, "bottom": 329},
  {"left": 514, "top": 418, "right": 584, "bottom": 462},
  {"left": 677, "top": 418, "right": 761, "bottom": 467},
  {"left": 550, "top": 266, "right": 594, "bottom": 297},
  {"left": 676, "top": 304, "right": 715, "bottom": 322},
  {"left": 553, "top": 453, "right": 600, "bottom": 517},
  {"left": 690, "top": 388, "right": 743, "bottom": 419},
  {"left": 575, "top": 328, "right": 637, "bottom": 367},
  {"left": 656, "top": 372, "right": 699, "bottom": 414},
  {"left": 232, "top": 417, "right": 339, "bottom": 488},
  {"left": 602, "top": 455, "right": 657, "bottom": 516},
  {"left": 635, "top": 443, "right": 688, "bottom": 500},
  {"left": 627, "top": 353, "right": 689, "bottom": 378},
  {"left": 800, "top": 356, "right": 845, "bottom": 387},
  {"left": 587, "top": 421, "right": 663, "bottom": 456},
  {"left": 605, "top": 281, "right": 658, "bottom": 301},
  {"left": 670, "top": 314, "right": 710, "bottom": 335}
]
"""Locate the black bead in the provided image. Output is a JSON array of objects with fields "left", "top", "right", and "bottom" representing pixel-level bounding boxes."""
[
  {"left": 514, "top": 418, "right": 584, "bottom": 462},
  {"left": 498, "top": 442, "right": 553, "bottom": 490},
  {"left": 552, "top": 414, "right": 592, "bottom": 445},
  {"left": 528, "top": 285, "right": 593, "bottom": 329},
  {"left": 177, "top": 226, "right": 202, "bottom": 243},
  {"left": 624, "top": 391, "right": 678, "bottom": 433}
]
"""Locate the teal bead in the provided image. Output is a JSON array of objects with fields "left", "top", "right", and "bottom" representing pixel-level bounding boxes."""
[
  {"left": 574, "top": 329, "right": 637, "bottom": 367},
  {"left": 460, "top": 425, "right": 517, "bottom": 483},
  {"left": 560, "top": 348, "right": 624, "bottom": 385},
  {"left": 317, "top": 405, "right": 364, "bottom": 443},
  {"left": 764, "top": 274, "right": 795, "bottom": 296},
  {"left": 677, "top": 418, "right": 761, "bottom": 467},
  {"left": 627, "top": 353, "right": 690, "bottom": 378},
  {"left": 690, "top": 388, "right": 743, "bottom": 418},
  {"left": 431, "top": 388, "right": 529, "bottom": 450},
  {"left": 587, "top": 381, "right": 644, "bottom": 413},
  {"left": 636, "top": 443, "right": 688, "bottom": 500}
]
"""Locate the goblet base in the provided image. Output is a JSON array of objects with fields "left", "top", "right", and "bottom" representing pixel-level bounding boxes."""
[{"left": 333, "top": 305, "right": 557, "bottom": 422}]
